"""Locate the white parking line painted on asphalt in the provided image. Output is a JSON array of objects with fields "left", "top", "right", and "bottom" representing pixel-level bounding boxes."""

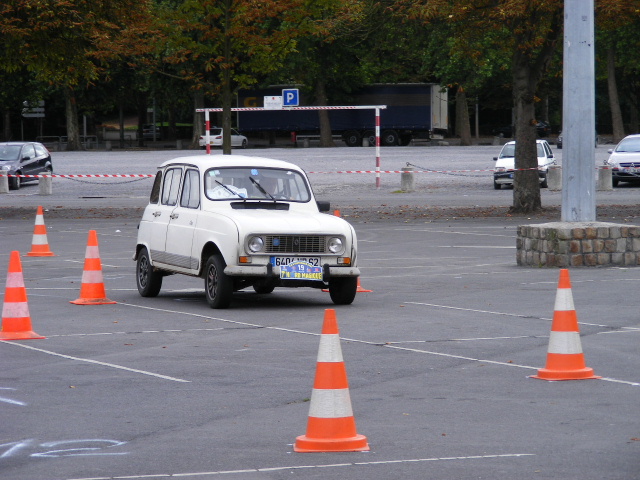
[
  {"left": 2, "top": 343, "right": 190, "bottom": 383},
  {"left": 65, "top": 453, "right": 536, "bottom": 479}
]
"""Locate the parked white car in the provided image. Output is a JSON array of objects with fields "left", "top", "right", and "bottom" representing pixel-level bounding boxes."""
[
  {"left": 134, "top": 155, "right": 360, "bottom": 308},
  {"left": 199, "top": 128, "right": 248, "bottom": 148},
  {"left": 604, "top": 134, "right": 640, "bottom": 187},
  {"left": 492, "top": 139, "right": 555, "bottom": 189}
]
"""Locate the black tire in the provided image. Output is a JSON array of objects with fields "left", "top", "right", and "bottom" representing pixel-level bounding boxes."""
[
  {"left": 252, "top": 280, "right": 275, "bottom": 294},
  {"left": 540, "top": 175, "right": 548, "bottom": 188},
  {"left": 9, "top": 173, "right": 21, "bottom": 190},
  {"left": 493, "top": 180, "right": 501, "bottom": 190},
  {"left": 343, "top": 130, "right": 361, "bottom": 147},
  {"left": 204, "top": 254, "right": 233, "bottom": 309},
  {"left": 381, "top": 130, "right": 399, "bottom": 146},
  {"left": 362, "top": 130, "right": 375, "bottom": 146},
  {"left": 241, "top": 139, "right": 248, "bottom": 149},
  {"left": 328, "top": 277, "right": 358, "bottom": 305},
  {"left": 136, "top": 247, "right": 162, "bottom": 297},
  {"left": 612, "top": 178, "right": 619, "bottom": 187}
]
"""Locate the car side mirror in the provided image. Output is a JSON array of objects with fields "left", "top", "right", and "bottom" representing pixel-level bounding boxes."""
[
  {"left": 493, "top": 157, "right": 498, "bottom": 161},
  {"left": 607, "top": 149, "right": 613, "bottom": 154},
  {"left": 317, "top": 200, "right": 330, "bottom": 212}
]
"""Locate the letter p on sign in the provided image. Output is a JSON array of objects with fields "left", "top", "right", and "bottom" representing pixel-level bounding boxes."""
[{"left": 282, "top": 89, "right": 299, "bottom": 107}]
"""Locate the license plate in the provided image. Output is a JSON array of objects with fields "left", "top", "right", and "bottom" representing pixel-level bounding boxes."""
[
  {"left": 278, "top": 260, "right": 323, "bottom": 281},
  {"left": 270, "top": 256, "right": 320, "bottom": 267}
]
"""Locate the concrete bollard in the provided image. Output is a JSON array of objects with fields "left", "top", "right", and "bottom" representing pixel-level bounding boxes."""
[
  {"left": 597, "top": 165, "right": 612, "bottom": 191},
  {"left": 105, "top": 141, "right": 112, "bottom": 151},
  {"left": 401, "top": 166, "right": 415, "bottom": 192},
  {"left": 362, "top": 138, "right": 369, "bottom": 147},
  {"left": 547, "top": 165, "right": 562, "bottom": 191},
  {"left": 303, "top": 138, "right": 310, "bottom": 148},
  {"left": 39, "top": 175, "right": 53, "bottom": 195},
  {"left": 176, "top": 139, "right": 183, "bottom": 149},
  {"left": 0, "top": 175, "right": 8, "bottom": 194}
]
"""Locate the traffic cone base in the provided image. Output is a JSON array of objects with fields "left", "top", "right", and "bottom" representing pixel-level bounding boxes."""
[
  {"left": 1, "top": 251, "right": 45, "bottom": 341},
  {"left": 70, "top": 230, "right": 116, "bottom": 305},
  {"left": 26, "top": 206, "right": 55, "bottom": 257},
  {"left": 531, "top": 269, "right": 598, "bottom": 381}
]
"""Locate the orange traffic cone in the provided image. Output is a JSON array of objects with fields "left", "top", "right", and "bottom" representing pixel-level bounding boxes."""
[
  {"left": 0, "top": 251, "right": 45, "bottom": 340},
  {"left": 356, "top": 278, "right": 372, "bottom": 293},
  {"left": 26, "top": 206, "right": 55, "bottom": 257},
  {"left": 530, "top": 269, "right": 600, "bottom": 381},
  {"left": 333, "top": 209, "right": 341, "bottom": 217},
  {"left": 70, "top": 230, "right": 116, "bottom": 305},
  {"left": 294, "top": 309, "right": 369, "bottom": 452}
]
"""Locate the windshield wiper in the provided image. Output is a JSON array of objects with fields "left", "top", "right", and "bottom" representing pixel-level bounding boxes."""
[
  {"left": 249, "top": 177, "right": 276, "bottom": 201},
  {"left": 215, "top": 180, "right": 246, "bottom": 200}
]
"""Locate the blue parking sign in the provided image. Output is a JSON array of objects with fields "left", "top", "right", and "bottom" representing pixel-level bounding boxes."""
[{"left": 282, "top": 89, "right": 299, "bottom": 107}]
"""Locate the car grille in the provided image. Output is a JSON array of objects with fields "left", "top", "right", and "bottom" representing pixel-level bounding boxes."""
[
  {"left": 619, "top": 163, "right": 640, "bottom": 168},
  {"left": 265, "top": 235, "right": 326, "bottom": 254}
]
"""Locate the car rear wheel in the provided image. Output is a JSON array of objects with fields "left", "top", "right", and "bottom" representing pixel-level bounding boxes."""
[
  {"left": 204, "top": 254, "right": 233, "bottom": 309},
  {"left": 9, "top": 173, "right": 20, "bottom": 190},
  {"left": 328, "top": 277, "right": 358, "bottom": 305},
  {"left": 493, "top": 180, "right": 501, "bottom": 190},
  {"left": 136, "top": 247, "right": 163, "bottom": 297}
]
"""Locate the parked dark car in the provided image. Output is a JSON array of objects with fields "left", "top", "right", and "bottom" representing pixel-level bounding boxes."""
[
  {"left": 556, "top": 131, "right": 598, "bottom": 149},
  {"left": 0, "top": 142, "right": 53, "bottom": 190},
  {"left": 143, "top": 124, "right": 161, "bottom": 140}
]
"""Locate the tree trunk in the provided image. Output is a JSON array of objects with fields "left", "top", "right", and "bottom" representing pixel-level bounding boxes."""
[
  {"left": 65, "top": 89, "right": 82, "bottom": 151},
  {"left": 455, "top": 86, "right": 471, "bottom": 146},
  {"left": 315, "top": 79, "right": 335, "bottom": 147},
  {"left": 607, "top": 46, "right": 625, "bottom": 143},
  {"left": 511, "top": 57, "right": 541, "bottom": 213},
  {"left": 2, "top": 110, "right": 12, "bottom": 141}
]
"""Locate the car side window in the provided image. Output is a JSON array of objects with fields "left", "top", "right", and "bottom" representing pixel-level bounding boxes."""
[
  {"left": 21, "top": 145, "right": 35, "bottom": 161},
  {"left": 180, "top": 169, "right": 200, "bottom": 209},
  {"left": 34, "top": 144, "right": 47, "bottom": 157},
  {"left": 161, "top": 167, "right": 183, "bottom": 206},
  {"left": 149, "top": 171, "right": 162, "bottom": 204}
]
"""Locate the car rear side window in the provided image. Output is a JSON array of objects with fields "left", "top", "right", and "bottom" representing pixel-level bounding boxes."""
[
  {"left": 150, "top": 171, "right": 162, "bottom": 203},
  {"left": 180, "top": 169, "right": 200, "bottom": 209},
  {"left": 161, "top": 167, "right": 183, "bottom": 206}
]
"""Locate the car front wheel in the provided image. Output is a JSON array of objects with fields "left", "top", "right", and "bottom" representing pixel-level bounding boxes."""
[
  {"left": 328, "top": 277, "right": 358, "bottom": 305},
  {"left": 136, "top": 247, "right": 163, "bottom": 297},
  {"left": 204, "top": 254, "right": 233, "bottom": 309},
  {"left": 9, "top": 173, "right": 20, "bottom": 190}
]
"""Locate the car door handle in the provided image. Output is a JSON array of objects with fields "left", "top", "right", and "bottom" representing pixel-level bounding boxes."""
[
  {"left": 152, "top": 211, "right": 162, "bottom": 217},
  {"left": 170, "top": 213, "right": 179, "bottom": 219}
]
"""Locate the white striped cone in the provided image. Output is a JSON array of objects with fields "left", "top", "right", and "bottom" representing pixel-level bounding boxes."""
[
  {"left": 70, "top": 230, "right": 116, "bottom": 305},
  {"left": 26, "top": 206, "right": 55, "bottom": 257},
  {"left": 531, "top": 269, "right": 600, "bottom": 381},
  {"left": 294, "top": 309, "right": 369, "bottom": 452}
]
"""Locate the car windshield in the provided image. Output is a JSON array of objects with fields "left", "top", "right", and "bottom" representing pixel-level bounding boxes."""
[
  {"left": 616, "top": 137, "right": 640, "bottom": 153},
  {"left": 499, "top": 143, "right": 546, "bottom": 158},
  {"left": 204, "top": 167, "right": 311, "bottom": 202},
  {"left": 0, "top": 145, "right": 21, "bottom": 161}
]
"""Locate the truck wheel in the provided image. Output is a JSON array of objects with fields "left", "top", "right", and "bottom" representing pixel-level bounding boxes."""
[
  {"left": 381, "top": 130, "right": 399, "bottom": 146},
  {"left": 328, "top": 277, "right": 358, "bottom": 305},
  {"left": 204, "top": 254, "right": 233, "bottom": 309},
  {"left": 399, "top": 134, "right": 412, "bottom": 146},
  {"left": 136, "top": 247, "right": 163, "bottom": 297},
  {"left": 344, "top": 130, "right": 362, "bottom": 147},
  {"left": 363, "top": 130, "right": 375, "bottom": 146}
]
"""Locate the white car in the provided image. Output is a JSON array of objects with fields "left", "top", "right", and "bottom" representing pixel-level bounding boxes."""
[
  {"left": 604, "top": 134, "right": 640, "bottom": 187},
  {"left": 492, "top": 139, "right": 555, "bottom": 189},
  {"left": 134, "top": 155, "right": 360, "bottom": 308},
  {"left": 199, "top": 128, "right": 248, "bottom": 149}
]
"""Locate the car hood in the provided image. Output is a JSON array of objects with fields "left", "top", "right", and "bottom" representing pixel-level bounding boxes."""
[
  {"left": 607, "top": 151, "right": 640, "bottom": 165},
  {"left": 495, "top": 155, "right": 553, "bottom": 170},
  {"left": 213, "top": 207, "right": 352, "bottom": 235}
]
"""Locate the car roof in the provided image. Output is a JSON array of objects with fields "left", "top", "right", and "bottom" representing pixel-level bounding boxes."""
[
  {"left": 158, "top": 155, "right": 304, "bottom": 172},
  {"left": 0, "top": 141, "right": 39, "bottom": 146},
  {"left": 504, "top": 139, "right": 548, "bottom": 146}
]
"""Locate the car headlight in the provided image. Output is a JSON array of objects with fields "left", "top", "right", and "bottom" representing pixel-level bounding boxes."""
[
  {"left": 247, "top": 236, "right": 264, "bottom": 253},
  {"left": 327, "top": 237, "right": 344, "bottom": 254},
  {"left": 495, "top": 167, "right": 506, "bottom": 173},
  {"left": 0, "top": 165, "right": 10, "bottom": 171}
]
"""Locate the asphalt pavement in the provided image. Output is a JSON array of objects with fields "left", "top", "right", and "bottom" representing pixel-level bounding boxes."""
[{"left": 1, "top": 145, "right": 640, "bottom": 480}]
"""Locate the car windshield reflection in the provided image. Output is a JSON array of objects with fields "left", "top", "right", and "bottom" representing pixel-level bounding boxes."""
[{"left": 205, "top": 167, "right": 311, "bottom": 202}]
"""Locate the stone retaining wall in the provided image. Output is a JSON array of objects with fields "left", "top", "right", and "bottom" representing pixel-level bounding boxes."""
[{"left": 517, "top": 222, "right": 640, "bottom": 267}]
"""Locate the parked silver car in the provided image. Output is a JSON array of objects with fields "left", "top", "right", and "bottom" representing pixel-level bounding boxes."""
[
  {"left": 0, "top": 142, "right": 53, "bottom": 190},
  {"left": 604, "top": 134, "right": 640, "bottom": 187}
]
